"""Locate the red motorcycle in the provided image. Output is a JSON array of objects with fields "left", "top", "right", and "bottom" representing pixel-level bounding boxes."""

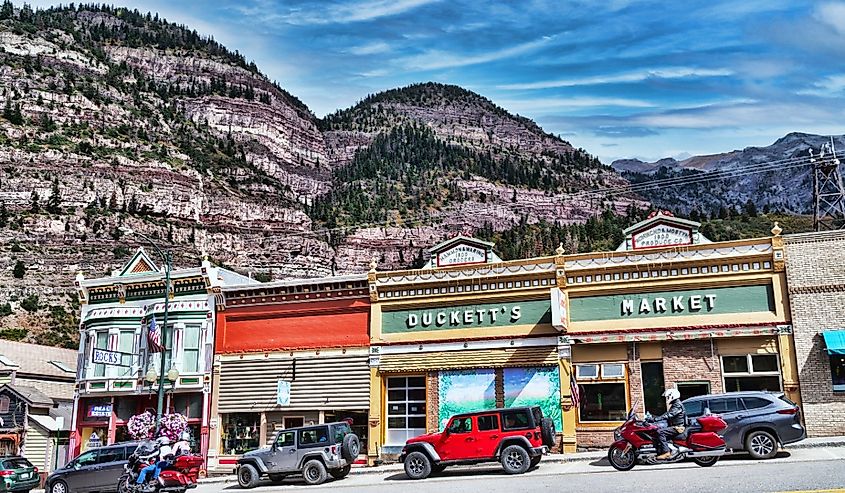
[
  {"left": 608, "top": 405, "right": 728, "bottom": 471},
  {"left": 118, "top": 444, "right": 203, "bottom": 493}
]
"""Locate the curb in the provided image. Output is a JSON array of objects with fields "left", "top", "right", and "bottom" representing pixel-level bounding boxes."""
[{"left": 786, "top": 440, "right": 845, "bottom": 449}]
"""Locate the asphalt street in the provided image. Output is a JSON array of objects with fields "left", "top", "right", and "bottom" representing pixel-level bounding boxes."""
[{"left": 197, "top": 447, "right": 845, "bottom": 493}]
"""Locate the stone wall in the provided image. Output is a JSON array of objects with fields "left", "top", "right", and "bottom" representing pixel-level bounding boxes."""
[{"left": 785, "top": 230, "right": 845, "bottom": 437}]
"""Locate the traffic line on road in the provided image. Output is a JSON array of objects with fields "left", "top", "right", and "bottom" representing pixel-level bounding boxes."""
[{"left": 775, "top": 489, "right": 845, "bottom": 493}]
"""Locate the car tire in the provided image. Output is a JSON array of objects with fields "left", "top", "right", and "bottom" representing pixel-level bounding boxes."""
[
  {"left": 342, "top": 434, "right": 361, "bottom": 461},
  {"left": 237, "top": 464, "right": 260, "bottom": 489},
  {"left": 745, "top": 430, "right": 778, "bottom": 460},
  {"left": 500, "top": 445, "right": 530, "bottom": 475},
  {"left": 302, "top": 460, "right": 328, "bottom": 486},
  {"left": 268, "top": 473, "right": 286, "bottom": 483},
  {"left": 530, "top": 455, "right": 541, "bottom": 469},
  {"left": 403, "top": 451, "right": 432, "bottom": 480},
  {"left": 50, "top": 480, "right": 69, "bottom": 493},
  {"left": 329, "top": 465, "right": 351, "bottom": 479},
  {"left": 540, "top": 418, "right": 556, "bottom": 448}
]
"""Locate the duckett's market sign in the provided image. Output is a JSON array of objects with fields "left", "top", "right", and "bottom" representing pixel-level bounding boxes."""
[
  {"left": 569, "top": 284, "right": 775, "bottom": 322},
  {"left": 382, "top": 299, "right": 552, "bottom": 333}
]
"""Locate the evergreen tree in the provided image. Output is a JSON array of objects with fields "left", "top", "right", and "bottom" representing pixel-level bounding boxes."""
[
  {"left": 108, "top": 191, "right": 118, "bottom": 211},
  {"left": 0, "top": 203, "right": 7, "bottom": 228},
  {"left": 30, "top": 190, "right": 40, "bottom": 212},
  {"left": 744, "top": 199, "right": 758, "bottom": 217},
  {"left": 13, "top": 260, "right": 25, "bottom": 279},
  {"left": 47, "top": 178, "right": 61, "bottom": 213}
]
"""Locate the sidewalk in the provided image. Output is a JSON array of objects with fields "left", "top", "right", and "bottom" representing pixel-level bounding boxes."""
[{"left": 198, "top": 435, "right": 845, "bottom": 484}]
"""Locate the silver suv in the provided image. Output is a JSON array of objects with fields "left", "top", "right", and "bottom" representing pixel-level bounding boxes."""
[{"left": 236, "top": 422, "right": 360, "bottom": 487}]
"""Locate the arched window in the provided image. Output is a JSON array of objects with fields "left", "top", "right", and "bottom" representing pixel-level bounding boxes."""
[{"left": 0, "top": 395, "right": 10, "bottom": 413}]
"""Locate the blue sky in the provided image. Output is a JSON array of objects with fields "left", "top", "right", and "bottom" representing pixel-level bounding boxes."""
[{"left": 20, "top": 0, "right": 845, "bottom": 162}]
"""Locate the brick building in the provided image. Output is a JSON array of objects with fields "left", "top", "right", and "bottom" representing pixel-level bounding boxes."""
[{"left": 784, "top": 230, "right": 845, "bottom": 436}]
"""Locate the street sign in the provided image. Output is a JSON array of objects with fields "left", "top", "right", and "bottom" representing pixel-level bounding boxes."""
[{"left": 92, "top": 348, "right": 131, "bottom": 367}]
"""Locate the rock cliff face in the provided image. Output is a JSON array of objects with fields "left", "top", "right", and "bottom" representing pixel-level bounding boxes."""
[{"left": 0, "top": 5, "right": 630, "bottom": 347}]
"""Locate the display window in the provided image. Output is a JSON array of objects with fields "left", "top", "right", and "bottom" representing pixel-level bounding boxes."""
[
  {"left": 722, "top": 354, "right": 781, "bottom": 392},
  {"left": 575, "top": 363, "right": 628, "bottom": 422},
  {"left": 220, "top": 413, "right": 260, "bottom": 455}
]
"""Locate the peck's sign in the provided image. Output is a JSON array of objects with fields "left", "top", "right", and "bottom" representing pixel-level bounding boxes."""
[{"left": 382, "top": 299, "right": 552, "bottom": 333}]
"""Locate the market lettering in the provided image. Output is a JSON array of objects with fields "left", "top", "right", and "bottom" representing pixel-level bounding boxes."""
[
  {"left": 406, "top": 305, "right": 523, "bottom": 328},
  {"left": 621, "top": 294, "right": 717, "bottom": 316}
]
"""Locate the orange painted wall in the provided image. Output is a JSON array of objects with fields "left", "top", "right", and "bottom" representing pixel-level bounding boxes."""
[{"left": 216, "top": 298, "right": 370, "bottom": 353}]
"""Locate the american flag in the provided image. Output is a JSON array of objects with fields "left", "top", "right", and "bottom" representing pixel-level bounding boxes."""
[
  {"left": 147, "top": 316, "right": 164, "bottom": 353},
  {"left": 570, "top": 371, "right": 581, "bottom": 409}
]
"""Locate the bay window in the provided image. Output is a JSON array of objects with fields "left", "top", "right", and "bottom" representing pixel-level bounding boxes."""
[
  {"left": 182, "top": 324, "right": 201, "bottom": 373},
  {"left": 116, "top": 330, "right": 135, "bottom": 378},
  {"left": 93, "top": 332, "right": 109, "bottom": 377}
]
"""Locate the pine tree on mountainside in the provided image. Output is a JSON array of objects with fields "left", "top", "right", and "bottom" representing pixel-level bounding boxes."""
[{"left": 47, "top": 177, "right": 61, "bottom": 213}]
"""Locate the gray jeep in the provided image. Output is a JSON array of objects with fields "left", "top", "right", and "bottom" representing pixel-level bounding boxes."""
[{"left": 236, "top": 421, "right": 361, "bottom": 487}]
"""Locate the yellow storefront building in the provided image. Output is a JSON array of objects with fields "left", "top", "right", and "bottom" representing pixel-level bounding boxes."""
[{"left": 365, "top": 213, "right": 800, "bottom": 462}]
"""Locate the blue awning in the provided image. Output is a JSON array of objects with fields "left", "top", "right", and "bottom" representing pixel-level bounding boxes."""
[{"left": 822, "top": 330, "right": 845, "bottom": 355}]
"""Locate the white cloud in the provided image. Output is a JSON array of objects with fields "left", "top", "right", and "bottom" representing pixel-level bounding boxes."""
[
  {"left": 498, "top": 97, "right": 656, "bottom": 111},
  {"left": 401, "top": 35, "right": 556, "bottom": 71},
  {"left": 266, "top": 0, "right": 440, "bottom": 25},
  {"left": 348, "top": 41, "right": 392, "bottom": 56},
  {"left": 814, "top": 2, "right": 845, "bottom": 36},
  {"left": 498, "top": 67, "right": 733, "bottom": 90}
]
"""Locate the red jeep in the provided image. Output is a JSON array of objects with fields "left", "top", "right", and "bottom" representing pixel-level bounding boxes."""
[{"left": 399, "top": 406, "right": 555, "bottom": 479}]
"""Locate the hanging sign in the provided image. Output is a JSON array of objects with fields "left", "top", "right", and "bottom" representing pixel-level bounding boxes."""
[
  {"left": 550, "top": 287, "right": 569, "bottom": 330},
  {"left": 276, "top": 380, "right": 291, "bottom": 406},
  {"left": 87, "top": 404, "right": 112, "bottom": 418},
  {"left": 92, "top": 348, "right": 131, "bottom": 367}
]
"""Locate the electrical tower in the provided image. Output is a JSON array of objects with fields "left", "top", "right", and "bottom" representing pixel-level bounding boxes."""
[{"left": 810, "top": 136, "right": 845, "bottom": 231}]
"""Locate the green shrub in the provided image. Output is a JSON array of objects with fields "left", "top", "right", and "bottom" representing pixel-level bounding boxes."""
[{"left": 20, "top": 294, "right": 39, "bottom": 312}]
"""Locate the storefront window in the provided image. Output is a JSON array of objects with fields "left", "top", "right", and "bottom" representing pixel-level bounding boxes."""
[
  {"left": 221, "top": 413, "right": 260, "bottom": 455},
  {"left": 576, "top": 363, "right": 628, "bottom": 422},
  {"left": 722, "top": 354, "right": 781, "bottom": 392},
  {"left": 386, "top": 376, "right": 426, "bottom": 446},
  {"left": 172, "top": 394, "right": 202, "bottom": 419},
  {"left": 829, "top": 356, "right": 845, "bottom": 392},
  {"left": 678, "top": 381, "right": 710, "bottom": 401},
  {"left": 183, "top": 325, "right": 201, "bottom": 373}
]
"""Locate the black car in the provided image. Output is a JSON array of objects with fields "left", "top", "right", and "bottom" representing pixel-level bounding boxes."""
[
  {"left": 46, "top": 443, "right": 139, "bottom": 493},
  {"left": 683, "top": 391, "right": 805, "bottom": 459}
]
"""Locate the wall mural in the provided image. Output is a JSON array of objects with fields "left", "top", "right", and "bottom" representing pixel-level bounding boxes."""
[
  {"left": 438, "top": 369, "right": 496, "bottom": 430},
  {"left": 504, "top": 367, "right": 562, "bottom": 430}
]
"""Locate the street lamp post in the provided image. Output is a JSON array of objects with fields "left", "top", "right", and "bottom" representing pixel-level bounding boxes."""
[{"left": 121, "top": 227, "right": 172, "bottom": 436}]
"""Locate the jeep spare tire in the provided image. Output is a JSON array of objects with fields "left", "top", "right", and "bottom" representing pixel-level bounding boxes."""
[
  {"left": 342, "top": 433, "right": 361, "bottom": 461},
  {"left": 540, "top": 417, "right": 556, "bottom": 448}
]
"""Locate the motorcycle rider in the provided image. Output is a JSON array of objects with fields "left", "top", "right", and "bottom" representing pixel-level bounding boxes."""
[
  {"left": 136, "top": 436, "right": 173, "bottom": 492},
  {"left": 650, "top": 388, "right": 686, "bottom": 460},
  {"left": 172, "top": 432, "right": 192, "bottom": 457}
]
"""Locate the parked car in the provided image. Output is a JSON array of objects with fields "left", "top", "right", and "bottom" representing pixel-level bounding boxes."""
[
  {"left": 400, "top": 406, "right": 555, "bottom": 480},
  {"left": 682, "top": 391, "right": 805, "bottom": 459},
  {"left": 236, "top": 421, "right": 360, "bottom": 487},
  {"left": 0, "top": 456, "right": 40, "bottom": 493},
  {"left": 46, "top": 442, "right": 139, "bottom": 493}
]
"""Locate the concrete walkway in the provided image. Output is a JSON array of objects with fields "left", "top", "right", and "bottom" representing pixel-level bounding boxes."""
[{"left": 197, "top": 434, "right": 845, "bottom": 484}]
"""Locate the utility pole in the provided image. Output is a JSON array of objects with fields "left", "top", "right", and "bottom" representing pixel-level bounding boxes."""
[{"left": 810, "top": 136, "right": 845, "bottom": 231}]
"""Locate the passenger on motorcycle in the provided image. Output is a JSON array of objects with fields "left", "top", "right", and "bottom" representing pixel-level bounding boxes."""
[
  {"left": 172, "top": 432, "right": 192, "bottom": 457},
  {"left": 136, "top": 437, "right": 173, "bottom": 492},
  {"left": 649, "top": 388, "right": 686, "bottom": 460}
]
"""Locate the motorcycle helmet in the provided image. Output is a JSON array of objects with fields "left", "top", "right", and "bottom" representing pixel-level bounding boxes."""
[
  {"left": 156, "top": 436, "right": 171, "bottom": 446},
  {"left": 662, "top": 388, "right": 681, "bottom": 401},
  {"left": 180, "top": 431, "right": 191, "bottom": 442}
]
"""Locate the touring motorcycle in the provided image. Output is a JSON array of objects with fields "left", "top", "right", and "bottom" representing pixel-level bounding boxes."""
[
  {"left": 608, "top": 404, "right": 728, "bottom": 471},
  {"left": 118, "top": 442, "right": 203, "bottom": 493}
]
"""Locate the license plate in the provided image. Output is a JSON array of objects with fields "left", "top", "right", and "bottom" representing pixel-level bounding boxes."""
[{"left": 20, "top": 473, "right": 30, "bottom": 479}]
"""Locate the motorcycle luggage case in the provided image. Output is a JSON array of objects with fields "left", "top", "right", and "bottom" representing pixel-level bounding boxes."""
[{"left": 689, "top": 431, "right": 724, "bottom": 449}]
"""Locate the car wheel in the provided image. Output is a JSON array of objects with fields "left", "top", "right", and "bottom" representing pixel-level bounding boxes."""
[
  {"left": 268, "top": 473, "right": 286, "bottom": 483},
  {"left": 607, "top": 444, "right": 636, "bottom": 471},
  {"left": 746, "top": 430, "right": 778, "bottom": 459},
  {"left": 530, "top": 455, "right": 541, "bottom": 469},
  {"left": 341, "top": 433, "right": 361, "bottom": 461},
  {"left": 692, "top": 456, "right": 719, "bottom": 467},
  {"left": 329, "top": 465, "right": 351, "bottom": 479},
  {"left": 50, "top": 480, "right": 69, "bottom": 493},
  {"left": 540, "top": 418, "right": 556, "bottom": 448},
  {"left": 237, "top": 464, "right": 260, "bottom": 489},
  {"left": 500, "top": 445, "right": 530, "bottom": 475},
  {"left": 302, "top": 460, "right": 328, "bottom": 486},
  {"left": 403, "top": 451, "right": 432, "bottom": 480}
]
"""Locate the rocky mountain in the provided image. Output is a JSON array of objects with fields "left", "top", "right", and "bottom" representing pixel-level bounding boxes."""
[
  {"left": 612, "top": 133, "right": 845, "bottom": 215},
  {"left": 0, "top": 4, "right": 636, "bottom": 347}
]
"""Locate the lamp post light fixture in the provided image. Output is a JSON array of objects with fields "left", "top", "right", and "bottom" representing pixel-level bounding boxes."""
[{"left": 120, "top": 226, "right": 172, "bottom": 436}]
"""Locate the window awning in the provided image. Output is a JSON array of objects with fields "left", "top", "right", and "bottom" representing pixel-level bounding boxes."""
[
  {"left": 823, "top": 330, "right": 845, "bottom": 355},
  {"left": 378, "top": 347, "right": 558, "bottom": 373}
]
